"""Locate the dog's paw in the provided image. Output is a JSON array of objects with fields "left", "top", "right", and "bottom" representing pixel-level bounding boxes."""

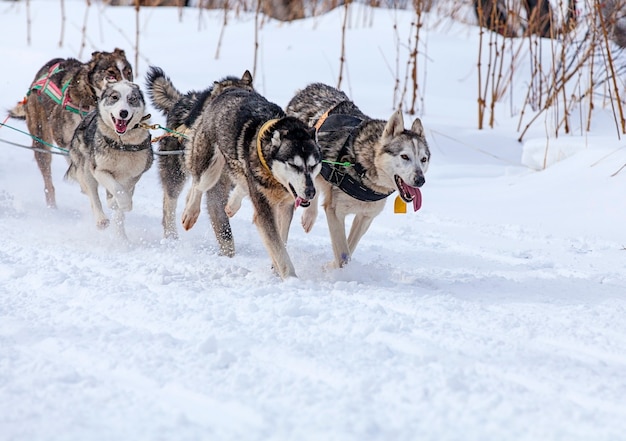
[
  {"left": 163, "top": 229, "right": 179, "bottom": 240},
  {"left": 116, "top": 194, "right": 132, "bottom": 212},
  {"left": 96, "top": 218, "right": 110, "bottom": 230},
  {"left": 181, "top": 208, "right": 200, "bottom": 231},
  {"left": 218, "top": 242, "right": 236, "bottom": 258},
  {"left": 224, "top": 204, "right": 239, "bottom": 218},
  {"left": 301, "top": 210, "right": 317, "bottom": 233}
]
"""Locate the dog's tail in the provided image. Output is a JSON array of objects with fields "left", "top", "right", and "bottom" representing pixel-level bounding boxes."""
[
  {"left": 7, "top": 98, "right": 27, "bottom": 120},
  {"left": 145, "top": 66, "right": 182, "bottom": 115}
]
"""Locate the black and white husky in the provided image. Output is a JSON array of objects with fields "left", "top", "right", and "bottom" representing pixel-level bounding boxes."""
[
  {"left": 286, "top": 83, "right": 430, "bottom": 269},
  {"left": 65, "top": 80, "right": 153, "bottom": 240},
  {"left": 182, "top": 86, "right": 322, "bottom": 279}
]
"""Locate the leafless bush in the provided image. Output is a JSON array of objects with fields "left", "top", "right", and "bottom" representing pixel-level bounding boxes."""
[{"left": 515, "top": 0, "right": 626, "bottom": 140}]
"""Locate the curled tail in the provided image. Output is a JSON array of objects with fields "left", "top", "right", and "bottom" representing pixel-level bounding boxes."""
[
  {"left": 145, "top": 66, "right": 182, "bottom": 115},
  {"left": 7, "top": 98, "right": 27, "bottom": 120}
]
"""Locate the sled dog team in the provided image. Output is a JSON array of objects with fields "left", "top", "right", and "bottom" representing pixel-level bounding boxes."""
[{"left": 9, "top": 48, "right": 431, "bottom": 279}]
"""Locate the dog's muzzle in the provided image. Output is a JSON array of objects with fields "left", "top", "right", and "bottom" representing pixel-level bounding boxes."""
[
  {"left": 395, "top": 175, "right": 422, "bottom": 211},
  {"left": 289, "top": 183, "right": 312, "bottom": 209},
  {"left": 112, "top": 113, "right": 132, "bottom": 135}
]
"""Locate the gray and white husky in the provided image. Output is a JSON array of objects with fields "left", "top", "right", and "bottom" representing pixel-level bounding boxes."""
[
  {"left": 180, "top": 85, "right": 322, "bottom": 279},
  {"left": 65, "top": 80, "right": 153, "bottom": 240},
  {"left": 285, "top": 83, "right": 430, "bottom": 269}
]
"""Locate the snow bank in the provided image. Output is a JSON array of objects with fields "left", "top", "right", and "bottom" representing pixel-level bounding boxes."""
[{"left": 521, "top": 137, "right": 588, "bottom": 170}]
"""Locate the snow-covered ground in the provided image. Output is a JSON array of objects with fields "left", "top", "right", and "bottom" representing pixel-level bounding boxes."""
[{"left": 1, "top": 1, "right": 626, "bottom": 440}]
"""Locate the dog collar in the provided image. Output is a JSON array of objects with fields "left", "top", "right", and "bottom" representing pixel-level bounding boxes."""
[
  {"left": 256, "top": 118, "right": 279, "bottom": 174},
  {"left": 103, "top": 135, "right": 152, "bottom": 152}
]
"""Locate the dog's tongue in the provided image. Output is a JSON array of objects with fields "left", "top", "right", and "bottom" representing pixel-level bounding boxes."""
[
  {"left": 402, "top": 182, "right": 422, "bottom": 211},
  {"left": 411, "top": 187, "right": 422, "bottom": 211},
  {"left": 115, "top": 118, "right": 129, "bottom": 134},
  {"left": 295, "top": 197, "right": 302, "bottom": 208}
]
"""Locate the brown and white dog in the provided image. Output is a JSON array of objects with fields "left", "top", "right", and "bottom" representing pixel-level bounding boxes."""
[{"left": 9, "top": 48, "right": 133, "bottom": 208}]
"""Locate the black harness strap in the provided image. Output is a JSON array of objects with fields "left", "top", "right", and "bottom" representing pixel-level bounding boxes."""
[{"left": 316, "top": 114, "right": 392, "bottom": 202}]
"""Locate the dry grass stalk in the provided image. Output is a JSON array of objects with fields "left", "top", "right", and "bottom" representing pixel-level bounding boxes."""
[
  {"left": 26, "top": 0, "right": 31, "bottom": 46},
  {"left": 79, "top": 0, "right": 91, "bottom": 59},
  {"left": 253, "top": 0, "right": 262, "bottom": 80},
  {"left": 215, "top": 0, "right": 230, "bottom": 59},
  {"left": 59, "top": 0, "right": 66, "bottom": 48},
  {"left": 135, "top": 0, "right": 141, "bottom": 73},
  {"left": 406, "top": 0, "right": 425, "bottom": 115},
  {"left": 594, "top": 0, "right": 626, "bottom": 134},
  {"left": 338, "top": 0, "right": 351, "bottom": 89}
]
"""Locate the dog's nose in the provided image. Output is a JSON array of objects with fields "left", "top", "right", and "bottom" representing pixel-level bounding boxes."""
[
  {"left": 304, "top": 174, "right": 316, "bottom": 199},
  {"left": 119, "top": 109, "right": 128, "bottom": 119},
  {"left": 305, "top": 186, "right": 316, "bottom": 200},
  {"left": 413, "top": 173, "right": 425, "bottom": 187}
]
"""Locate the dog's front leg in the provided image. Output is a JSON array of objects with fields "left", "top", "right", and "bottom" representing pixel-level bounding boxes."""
[
  {"left": 225, "top": 184, "right": 247, "bottom": 218},
  {"left": 300, "top": 193, "right": 318, "bottom": 233},
  {"left": 324, "top": 205, "right": 350, "bottom": 268},
  {"left": 182, "top": 152, "right": 225, "bottom": 231},
  {"left": 252, "top": 195, "right": 297, "bottom": 279},
  {"left": 93, "top": 170, "right": 131, "bottom": 211},
  {"left": 113, "top": 209, "right": 128, "bottom": 241},
  {"left": 80, "top": 170, "right": 109, "bottom": 229},
  {"left": 347, "top": 214, "right": 375, "bottom": 257},
  {"left": 181, "top": 184, "right": 203, "bottom": 231},
  {"left": 301, "top": 176, "right": 324, "bottom": 233},
  {"left": 275, "top": 201, "right": 295, "bottom": 245}
]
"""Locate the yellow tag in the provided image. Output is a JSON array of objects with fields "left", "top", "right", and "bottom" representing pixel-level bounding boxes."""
[{"left": 394, "top": 195, "right": 407, "bottom": 214}]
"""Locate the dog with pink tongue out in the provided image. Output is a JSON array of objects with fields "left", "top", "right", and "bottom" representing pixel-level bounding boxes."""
[
  {"left": 285, "top": 82, "right": 430, "bottom": 269},
  {"left": 65, "top": 80, "right": 153, "bottom": 240}
]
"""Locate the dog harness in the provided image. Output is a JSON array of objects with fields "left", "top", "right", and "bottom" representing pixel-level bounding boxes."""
[
  {"left": 27, "top": 62, "right": 90, "bottom": 116},
  {"left": 315, "top": 114, "right": 393, "bottom": 202}
]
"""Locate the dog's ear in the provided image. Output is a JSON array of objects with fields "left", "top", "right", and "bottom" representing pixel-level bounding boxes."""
[
  {"left": 382, "top": 109, "right": 405, "bottom": 140},
  {"left": 242, "top": 70, "right": 254, "bottom": 86},
  {"left": 113, "top": 48, "right": 126, "bottom": 57},
  {"left": 411, "top": 118, "right": 424, "bottom": 137},
  {"left": 271, "top": 130, "right": 282, "bottom": 147},
  {"left": 90, "top": 50, "right": 104, "bottom": 61}
]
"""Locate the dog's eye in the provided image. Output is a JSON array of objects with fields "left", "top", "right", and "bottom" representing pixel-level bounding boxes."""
[
  {"left": 420, "top": 157, "right": 428, "bottom": 163},
  {"left": 401, "top": 154, "right": 410, "bottom": 161}
]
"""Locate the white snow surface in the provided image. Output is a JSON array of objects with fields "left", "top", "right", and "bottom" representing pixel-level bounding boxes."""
[{"left": 1, "top": 2, "right": 626, "bottom": 440}]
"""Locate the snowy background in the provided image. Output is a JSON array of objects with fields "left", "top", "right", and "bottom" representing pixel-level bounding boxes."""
[{"left": 1, "top": 1, "right": 626, "bottom": 440}]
